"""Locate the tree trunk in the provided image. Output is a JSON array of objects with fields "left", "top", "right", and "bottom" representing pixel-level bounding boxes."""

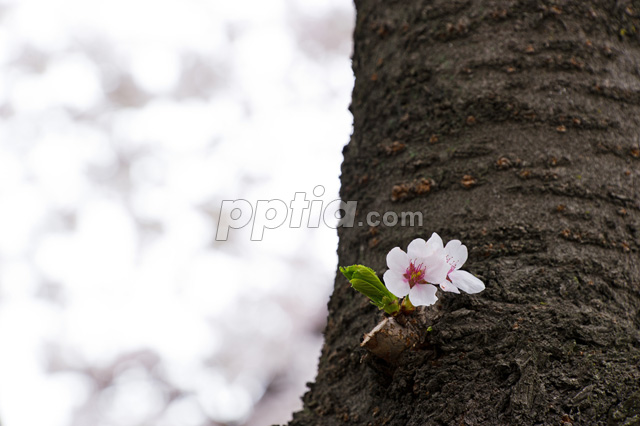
[{"left": 290, "top": 1, "right": 640, "bottom": 425}]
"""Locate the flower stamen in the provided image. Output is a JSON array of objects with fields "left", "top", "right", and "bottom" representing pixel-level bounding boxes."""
[{"left": 403, "top": 261, "right": 427, "bottom": 288}]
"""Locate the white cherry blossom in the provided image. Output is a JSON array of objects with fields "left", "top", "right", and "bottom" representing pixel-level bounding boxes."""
[
  {"left": 426, "top": 233, "right": 485, "bottom": 294},
  {"left": 383, "top": 238, "right": 449, "bottom": 306}
]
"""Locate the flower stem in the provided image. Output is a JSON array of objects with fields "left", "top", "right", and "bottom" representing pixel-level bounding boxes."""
[{"left": 401, "top": 295, "right": 416, "bottom": 314}]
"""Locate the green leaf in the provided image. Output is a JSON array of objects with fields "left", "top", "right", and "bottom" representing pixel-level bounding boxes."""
[
  {"left": 339, "top": 265, "right": 356, "bottom": 280},
  {"left": 351, "top": 278, "right": 385, "bottom": 307},
  {"left": 352, "top": 267, "right": 383, "bottom": 287},
  {"left": 355, "top": 269, "right": 397, "bottom": 300},
  {"left": 340, "top": 264, "right": 399, "bottom": 313},
  {"left": 340, "top": 264, "right": 376, "bottom": 281},
  {"left": 381, "top": 296, "right": 400, "bottom": 315}
]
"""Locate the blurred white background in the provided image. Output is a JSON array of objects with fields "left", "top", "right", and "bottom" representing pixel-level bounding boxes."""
[{"left": 0, "top": 0, "right": 354, "bottom": 425}]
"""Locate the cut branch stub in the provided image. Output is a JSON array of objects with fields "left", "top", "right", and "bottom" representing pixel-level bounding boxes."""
[{"left": 360, "top": 316, "right": 421, "bottom": 363}]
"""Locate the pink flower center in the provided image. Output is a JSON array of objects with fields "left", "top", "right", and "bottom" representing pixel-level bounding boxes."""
[
  {"left": 445, "top": 254, "right": 457, "bottom": 275},
  {"left": 403, "top": 261, "right": 427, "bottom": 288}
]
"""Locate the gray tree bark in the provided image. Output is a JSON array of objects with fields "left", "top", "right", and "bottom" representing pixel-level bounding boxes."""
[{"left": 290, "top": 1, "right": 640, "bottom": 425}]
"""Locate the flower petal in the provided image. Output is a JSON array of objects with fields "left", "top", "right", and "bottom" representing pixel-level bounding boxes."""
[
  {"left": 422, "top": 252, "right": 449, "bottom": 284},
  {"left": 407, "top": 238, "right": 428, "bottom": 259},
  {"left": 444, "top": 239, "right": 467, "bottom": 269},
  {"left": 425, "top": 232, "right": 444, "bottom": 255},
  {"left": 409, "top": 284, "right": 438, "bottom": 306},
  {"left": 440, "top": 281, "right": 460, "bottom": 293},
  {"left": 448, "top": 270, "right": 485, "bottom": 293},
  {"left": 383, "top": 270, "right": 410, "bottom": 297},
  {"left": 386, "top": 247, "right": 409, "bottom": 272}
]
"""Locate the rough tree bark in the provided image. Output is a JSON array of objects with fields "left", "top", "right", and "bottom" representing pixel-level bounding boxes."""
[{"left": 290, "top": 1, "right": 640, "bottom": 425}]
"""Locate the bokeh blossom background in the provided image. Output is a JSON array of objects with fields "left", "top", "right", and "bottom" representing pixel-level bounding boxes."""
[{"left": 0, "top": 0, "right": 354, "bottom": 425}]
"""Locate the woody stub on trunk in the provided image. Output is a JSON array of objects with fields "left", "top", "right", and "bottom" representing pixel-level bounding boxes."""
[{"left": 289, "top": 1, "right": 640, "bottom": 425}]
